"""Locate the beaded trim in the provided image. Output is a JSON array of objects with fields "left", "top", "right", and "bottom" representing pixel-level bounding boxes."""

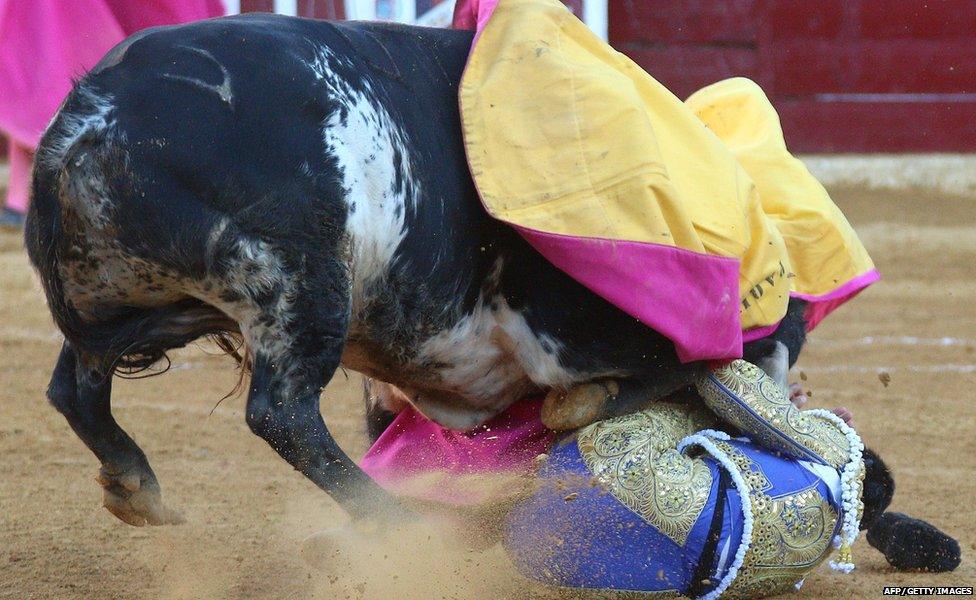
[{"left": 806, "top": 408, "right": 865, "bottom": 573}]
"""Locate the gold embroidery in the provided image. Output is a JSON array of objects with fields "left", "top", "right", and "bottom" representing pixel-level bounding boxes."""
[
  {"left": 697, "top": 360, "right": 850, "bottom": 468},
  {"left": 565, "top": 362, "right": 856, "bottom": 597},
  {"left": 715, "top": 441, "right": 773, "bottom": 496},
  {"left": 577, "top": 403, "right": 717, "bottom": 546},
  {"left": 710, "top": 441, "right": 840, "bottom": 600}
]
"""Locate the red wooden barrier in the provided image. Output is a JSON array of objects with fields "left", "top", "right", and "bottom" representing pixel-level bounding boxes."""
[
  {"left": 296, "top": 0, "right": 346, "bottom": 18},
  {"left": 611, "top": 0, "right": 976, "bottom": 152},
  {"left": 241, "top": 0, "right": 345, "bottom": 18},
  {"left": 240, "top": 0, "right": 274, "bottom": 12},
  {"left": 611, "top": 0, "right": 757, "bottom": 44}
]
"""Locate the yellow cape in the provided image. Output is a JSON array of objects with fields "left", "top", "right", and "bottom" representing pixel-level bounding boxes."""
[{"left": 459, "top": 0, "right": 875, "bottom": 358}]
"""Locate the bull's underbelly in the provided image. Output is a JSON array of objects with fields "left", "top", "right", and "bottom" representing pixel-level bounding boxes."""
[
  {"left": 341, "top": 337, "right": 536, "bottom": 430},
  {"left": 341, "top": 291, "right": 581, "bottom": 429}
]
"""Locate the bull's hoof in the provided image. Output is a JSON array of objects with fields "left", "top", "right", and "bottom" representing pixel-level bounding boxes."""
[
  {"left": 541, "top": 381, "right": 618, "bottom": 431},
  {"left": 95, "top": 466, "right": 184, "bottom": 526}
]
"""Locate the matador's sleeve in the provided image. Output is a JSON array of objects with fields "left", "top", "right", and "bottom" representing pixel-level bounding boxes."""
[
  {"left": 694, "top": 359, "right": 868, "bottom": 574},
  {"left": 694, "top": 360, "right": 851, "bottom": 469}
]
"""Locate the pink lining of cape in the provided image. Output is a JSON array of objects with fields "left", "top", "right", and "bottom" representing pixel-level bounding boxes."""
[
  {"left": 517, "top": 226, "right": 743, "bottom": 363},
  {"left": 742, "top": 269, "right": 880, "bottom": 341},
  {"left": 796, "top": 269, "right": 881, "bottom": 330}
]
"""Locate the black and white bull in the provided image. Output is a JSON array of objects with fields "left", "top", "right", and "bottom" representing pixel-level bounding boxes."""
[{"left": 25, "top": 15, "right": 805, "bottom": 525}]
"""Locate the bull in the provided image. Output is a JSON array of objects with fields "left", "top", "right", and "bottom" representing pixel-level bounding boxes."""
[{"left": 25, "top": 15, "right": 804, "bottom": 526}]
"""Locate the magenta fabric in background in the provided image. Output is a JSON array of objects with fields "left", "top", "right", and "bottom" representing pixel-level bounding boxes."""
[{"left": 451, "top": 0, "right": 497, "bottom": 33}]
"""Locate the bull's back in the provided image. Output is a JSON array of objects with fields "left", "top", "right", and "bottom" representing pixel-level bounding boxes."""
[
  {"left": 64, "top": 16, "right": 471, "bottom": 214},
  {"left": 28, "top": 14, "right": 687, "bottom": 423},
  {"left": 26, "top": 14, "right": 487, "bottom": 365}
]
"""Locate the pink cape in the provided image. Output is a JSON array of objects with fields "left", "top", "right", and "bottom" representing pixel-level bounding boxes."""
[{"left": 360, "top": 397, "right": 554, "bottom": 505}]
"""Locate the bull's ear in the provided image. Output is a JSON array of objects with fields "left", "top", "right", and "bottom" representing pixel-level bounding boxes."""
[{"left": 860, "top": 446, "right": 894, "bottom": 530}]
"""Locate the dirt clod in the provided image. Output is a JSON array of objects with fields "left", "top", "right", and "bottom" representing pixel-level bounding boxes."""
[{"left": 879, "top": 371, "right": 892, "bottom": 387}]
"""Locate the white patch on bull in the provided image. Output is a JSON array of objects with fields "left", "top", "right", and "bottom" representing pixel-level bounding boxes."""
[
  {"left": 58, "top": 149, "right": 117, "bottom": 231},
  {"left": 419, "top": 295, "right": 575, "bottom": 392},
  {"left": 33, "top": 86, "right": 118, "bottom": 236},
  {"left": 413, "top": 261, "right": 577, "bottom": 428},
  {"left": 408, "top": 392, "right": 508, "bottom": 431},
  {"left": 757, "top": 340, "right": 790, "bottom": 390},
  {"left": 61, "top": 251, "right": 185, "bottom": 320},
  {"left": 307, "top": 46, "right": 417, "bottom": 314},
  {"left": 37, "top": 87, "right": 115, "bottom": 171},
  {"left": 191, "top": 219, "right": 298, "bottom": 364}
]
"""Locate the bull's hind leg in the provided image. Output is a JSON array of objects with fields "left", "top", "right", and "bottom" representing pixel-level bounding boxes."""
[
  {"left": 236, "top": 283, "right": 402, "bottom": 521},
  {"left": 47, "top": 342, "right": 182, "bottom": 525}
]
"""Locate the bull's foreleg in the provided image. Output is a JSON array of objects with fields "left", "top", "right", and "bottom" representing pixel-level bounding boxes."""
[{"left": 47, "top": 342, "right": 183, "bottom": 525}]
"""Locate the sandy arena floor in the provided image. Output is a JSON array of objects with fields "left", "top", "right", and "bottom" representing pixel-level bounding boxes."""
[{"left": 0, "top": 186, "right": 973, "bottom": 599}]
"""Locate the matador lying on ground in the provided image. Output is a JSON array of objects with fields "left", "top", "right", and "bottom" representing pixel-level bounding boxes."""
[{"left": 359, "top": 361, "right": 960, "bottom": 598}]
